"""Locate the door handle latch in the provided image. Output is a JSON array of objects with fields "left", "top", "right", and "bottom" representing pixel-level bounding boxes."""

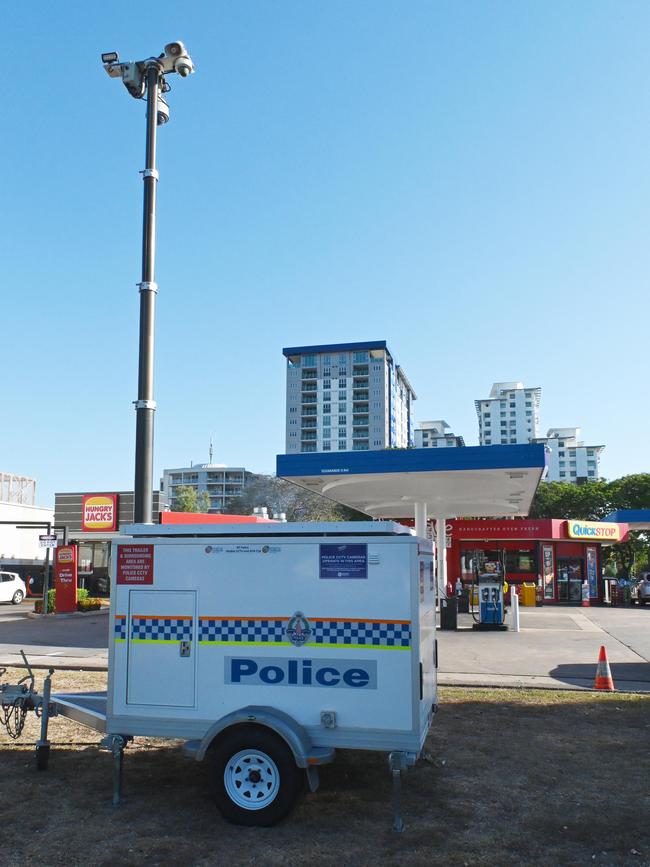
[{"left": 180, "top": 641, "right": 191, "bottom": 657}]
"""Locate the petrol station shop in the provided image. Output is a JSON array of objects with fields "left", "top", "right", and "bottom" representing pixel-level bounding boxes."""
[{"left": 446, "top": 518, "right": 629, "bottom": 604}]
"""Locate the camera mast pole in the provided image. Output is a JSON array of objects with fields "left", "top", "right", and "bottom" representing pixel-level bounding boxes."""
[{"left": 134, "top": 61, "right": 161, "bottom": 525}]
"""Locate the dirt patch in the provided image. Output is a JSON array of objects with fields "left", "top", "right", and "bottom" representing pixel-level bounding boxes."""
[{"left": 1, "top": 668, "right": 648, "bottom": 866}]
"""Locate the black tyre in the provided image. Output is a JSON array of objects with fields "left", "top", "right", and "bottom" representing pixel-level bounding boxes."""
[
  {"left": 208, "top": 726, "right": 302, "bottom": 826},
  {"left": 12, "top": 590, "right": 24, "bottom": 605}
]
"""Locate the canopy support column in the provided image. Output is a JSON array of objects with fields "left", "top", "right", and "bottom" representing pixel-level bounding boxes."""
[
  {"left": 435, "top": 517, "right": 448, "bottom": 598},
  {"left": 414, "top": 502, "right": 428, "bottom": 539}
]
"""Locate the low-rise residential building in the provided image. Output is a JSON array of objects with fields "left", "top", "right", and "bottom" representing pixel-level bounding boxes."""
[
  {"left": 414, "top": 420, "right": 465, "bottom": 448},
  {"left": 160, "top": 464, "right": 246, "bottom": 513},
  {"left": 532, "top": 428, "right": 604, "bottom": 483}
]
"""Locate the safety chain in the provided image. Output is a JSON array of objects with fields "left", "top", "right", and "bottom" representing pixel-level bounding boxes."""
[{"left": 1, "top": 696, "right": 29, "bottom": 739}]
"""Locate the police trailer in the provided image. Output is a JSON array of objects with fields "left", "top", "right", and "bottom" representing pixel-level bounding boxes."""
[{"left": 1, "top": 521, "right": 437, "bottom": 830}]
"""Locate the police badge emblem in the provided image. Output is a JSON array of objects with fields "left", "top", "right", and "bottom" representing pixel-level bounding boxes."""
[{"left": 286, "top": 611, "right": 311, "bottom": 646}]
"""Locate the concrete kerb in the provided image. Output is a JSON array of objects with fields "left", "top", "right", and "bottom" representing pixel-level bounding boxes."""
[{"left": 25, "top": 608, "right": 109, "bottom": 621}]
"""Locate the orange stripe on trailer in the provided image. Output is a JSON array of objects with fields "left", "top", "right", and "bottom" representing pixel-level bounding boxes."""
[
  {"left": 198, "top": 615, "right": 410, "bottom": 625},
  {"left": 131, "top": 615, "right": 193, "bottom": 620}
]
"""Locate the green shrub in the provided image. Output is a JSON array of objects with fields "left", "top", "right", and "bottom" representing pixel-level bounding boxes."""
[
  {"left": 77, "top": 588, "right": 89, "bottom": 602},
  {"left": 77, "top": 598, "right": 102, "bottom": 612},
  {"left": 34, "top": 589, "right": 56, "bottom": 614}
]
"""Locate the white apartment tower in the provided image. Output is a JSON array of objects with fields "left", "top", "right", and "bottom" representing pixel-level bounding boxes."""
[
  {"left": 532, "top": 428, "right": 604, "bottom": 483},
  {"left": 475, "top": 381, "right": 541, "bottom": 445},
  {"left": 284, "top": 341, "right": 416, "bottom": 453}
]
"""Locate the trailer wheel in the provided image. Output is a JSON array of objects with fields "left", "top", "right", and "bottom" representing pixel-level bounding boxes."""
[{"left": 209, "top": 727, "right": 302, "bottom": 826}]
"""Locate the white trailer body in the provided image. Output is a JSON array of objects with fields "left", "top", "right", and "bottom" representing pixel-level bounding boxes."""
[{"left": 107, "top": 521, "right": 437, "bottom": 758}]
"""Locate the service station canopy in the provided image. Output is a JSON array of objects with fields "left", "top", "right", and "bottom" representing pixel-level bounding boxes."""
[{"left": 276, "top": 444, "right": 547, "bottom": 521}]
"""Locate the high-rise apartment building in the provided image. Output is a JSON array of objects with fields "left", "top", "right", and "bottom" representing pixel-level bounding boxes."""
[
  {"left": 475, "top": 381, "right": 541, "bottom": 445},
  {"left": 160, "top": 464, "right": 246, "bottom": 513},
  {"left": 283, "top": 341, "right": 416, "bottom": 453},
  {"left": 532, "top": 428, "right": 604, "bottom": 483},
  {"left": 414, "top": 420, "right": 465, "bottom": 448}
]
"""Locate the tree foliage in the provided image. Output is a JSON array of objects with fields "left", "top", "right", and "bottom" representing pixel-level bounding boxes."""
[
  {"left": 228, "top": 473, "right": 366, "bottom": 523},
  {"left": 172, "top": 485, "right": 211, "bottom": 513},
  {"left": 530, "top": 474, "right": 650, "bottom": 578}
]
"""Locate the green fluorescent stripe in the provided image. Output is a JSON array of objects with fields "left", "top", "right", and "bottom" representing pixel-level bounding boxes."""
[
  {"left": 199, "top": 640, "right": 292, "bottom": 647},
  {"left": 130, "top": 639, "right": 182, "bottom": 644},
  {"left": 198, "top": 640, "right": 409, "bottom": 650},
  {"left": 114, "top": 638, "right": 125, "bottom": 643}
]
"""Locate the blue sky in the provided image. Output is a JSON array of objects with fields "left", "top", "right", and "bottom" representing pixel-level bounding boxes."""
[{"left": 2, "top": 2, "right": 648, "bottom": 506}]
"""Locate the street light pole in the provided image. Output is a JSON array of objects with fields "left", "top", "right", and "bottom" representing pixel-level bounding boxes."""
[
  {"left": 102, "top": 43, "right": 194, "bottom": 525},
  {"left": 134, "top": 62, "right": 161, "bottom": 525}
]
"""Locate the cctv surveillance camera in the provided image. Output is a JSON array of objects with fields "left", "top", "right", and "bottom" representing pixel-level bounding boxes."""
[
  {"left": 175, "top": 57, "right": 194, "bottom": 77},
  {"left": 157, "top": 96, "right": 170, "bottom": 126}
]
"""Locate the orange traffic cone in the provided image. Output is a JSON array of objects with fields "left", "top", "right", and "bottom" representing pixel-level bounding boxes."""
[{"left": 594, "top": 645, "right": 615, "bottom": 691}]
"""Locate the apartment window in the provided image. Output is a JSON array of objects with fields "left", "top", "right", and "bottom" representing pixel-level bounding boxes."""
[
  {"left": 289, "top": 407, "right": 296, "bottom": 413},
  {"left": 558, "top": 441, "right": 565, "bottom": 447},
  {"left": 587, "top": 460, "right": 596, "bottom": 468},
  {"left": 570, "top": 460, "right": 576, "bottom": 467},
  {"left": 558, "top": 451, "right": 565, "bottom": 457},
  {"left": 510, "top": 402, "right": 515, "bottom": 408},
  {"left": 588, "top": 470, "right": 596, "bottom": 477},
  {"left": 501, "top": 437, "right": 508, "bottom": 444},
  {"left": 500, "top": 401, "right": 506, "bottom": 408},
  {"left": 559, "top": 461, "right": 565, "bottom": 467},
  {"left": 323, "top": 404, "right": 331, "bottom": 413},
  {"left": 500, "top": 411, "right": 506, "bottom": 417},
  {"left": 373, "top": 439, "right": 382, "bottom": 446},
  {"left": 323, "top": 367, "right": 331, "bottom": 377},
  {"left": 587, "top": 450, "right": 594, "bottom": 457},
  {"left": 353, "top": 351, "right": 368, "bottom": 362},
  {"left": 302, "top": 443, "right": 316, "bottom": 452},
  {"left": 323, "top": 428, "right": 331, "bottom": 438},
  {"left": 485, "top": 438, "right": 491, "bottom": 444},
  {"left": 323, "top": 379, "right": 331, "bottom": 389},
  {"left": 322, "top": 391, "right": 331, "bottom": 401},
  {"left": 559, "top": 471, "right": 566, "bottom": 477},
  {"left": 339, "top": 415, "right": 347, "bottom": 425},
  {"left": 339, "top": 378, "right": 346, "bottom": 388},
  {"left": 338, "top": 440, "right": 347, "bottom": 450},
  {"left": 323, "top": 442, "right": 331, "bottom": 451},
  {"left": 431, "top": 440, "right": 438, "bottom": 447},
  {"left": 339, "top": 402, "right": 347, "bottom": 412},
  {"left": 525, "top": 392, "right": 531, "bottom": 398},
  {"left": 289, "top": 432, "right": 297, "bottom": 437},
  {"left": 323, "top": 415, "right": 331, "bottom": 425},
  {"left": 339, "top": 368, "right": 347, "bottom": 377},
  {"left": 510, "top": 437, "right": 516, "bottom": 443},
  {"left": 339, "top": 390, "right": 347, "bottom": 399},
  {"left": 323, "top": 355, "right": 331, "bottom": 364},
  {"left": 525, "top": 410, "right": 532, "bottom": 416},
  {"left": 303, "top": 355, "right": 316, "bottom": 366},
  {"left": 525, "top": 401, "right": 532, "bottom": 407}
]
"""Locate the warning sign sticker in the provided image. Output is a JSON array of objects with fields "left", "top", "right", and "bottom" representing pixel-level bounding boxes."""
[{"left": 117, "top": 545, "right": 154, "bottom": 585}]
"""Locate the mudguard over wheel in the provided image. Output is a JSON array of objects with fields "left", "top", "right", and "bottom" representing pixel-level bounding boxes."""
[{"left": 208, "top": 726, "right": 302, "bottom": 826}]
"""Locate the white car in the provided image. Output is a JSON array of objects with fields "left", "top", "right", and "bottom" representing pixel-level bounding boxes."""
[{"left": 0, "top": 571, "right": 26, "bottom": 605}]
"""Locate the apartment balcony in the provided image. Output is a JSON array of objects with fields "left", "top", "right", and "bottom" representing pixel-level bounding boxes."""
[
  {"left": 353, "top": 390, "right": 369, "bottom": 401},
  {"left": 353, "top": 414, "right": 369, "bottom": 425},
  {"left": 352, "top": 442, "right": 369, "bottom": 450},
  {"left": 302, "top": 383, "right": 317, "bottom": 392},
  {"left": 352, "top": 376, "right": 369, "bottom": 388},
  {"left": 302, "top": 394, "right": 317, "bottom": 404},
  {"left": 352, "top": 365, "right": 369, "bottom": 376},
  {"left": 301, "top": 368, "right": 317, "bottom": 380},
  {"left": 301, "top": 420, "right": 318, "bottom": 429}
]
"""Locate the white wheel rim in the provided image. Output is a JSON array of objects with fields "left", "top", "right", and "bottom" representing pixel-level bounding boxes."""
[{"left": 224, "top": 748, "right": 280, "bottom": 810}]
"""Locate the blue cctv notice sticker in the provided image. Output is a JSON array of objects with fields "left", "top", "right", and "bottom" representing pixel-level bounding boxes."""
[{"left": 319, "top": 544, "right": 368, "bottom": 579}]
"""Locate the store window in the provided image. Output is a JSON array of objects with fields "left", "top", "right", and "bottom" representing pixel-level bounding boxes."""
[{"left": 505, "top": 550, "right": 536, "bottom": 574}]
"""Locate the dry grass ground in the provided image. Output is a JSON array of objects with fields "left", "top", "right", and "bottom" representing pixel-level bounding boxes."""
[{"left": 1, "top": 668, "right": 648, "bottom": 866}]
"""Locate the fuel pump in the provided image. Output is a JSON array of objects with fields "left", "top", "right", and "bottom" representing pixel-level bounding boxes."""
[{"left": 470, "top": 551, "right": 508, "bottom": 631}]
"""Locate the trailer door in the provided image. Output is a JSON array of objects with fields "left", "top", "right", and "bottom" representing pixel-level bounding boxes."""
[{"left": 126, "top": 590, "right": 196, "bottom": 707}]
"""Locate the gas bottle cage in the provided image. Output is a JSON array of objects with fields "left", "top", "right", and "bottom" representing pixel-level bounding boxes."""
[{"left": 0, "top": 650, "right": 432, "bottom": 832}]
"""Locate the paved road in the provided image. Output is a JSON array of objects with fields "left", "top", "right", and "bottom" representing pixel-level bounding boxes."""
[
  {"left": 0, "top": 604, "right": 648, "bottom": 691},
  {"left": 437, "top": 605, "right": 650, "bottom": 691}
]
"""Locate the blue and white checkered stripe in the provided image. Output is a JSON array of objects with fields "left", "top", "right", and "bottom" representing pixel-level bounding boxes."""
[
  {"left": 114, "top": 617, "right": 126, "bottom": 641},
  {"left": 131, "top": 617, "right": 193, "bottom": 642},
  {"left": 311, "top": 620, "right": 411, "bottom": 648},
  {"left": 199, "top": 619, "right": 286, "bottom": 644},
  {"left": 199, "top": 617, "right": 410, "bottom": 649}
]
